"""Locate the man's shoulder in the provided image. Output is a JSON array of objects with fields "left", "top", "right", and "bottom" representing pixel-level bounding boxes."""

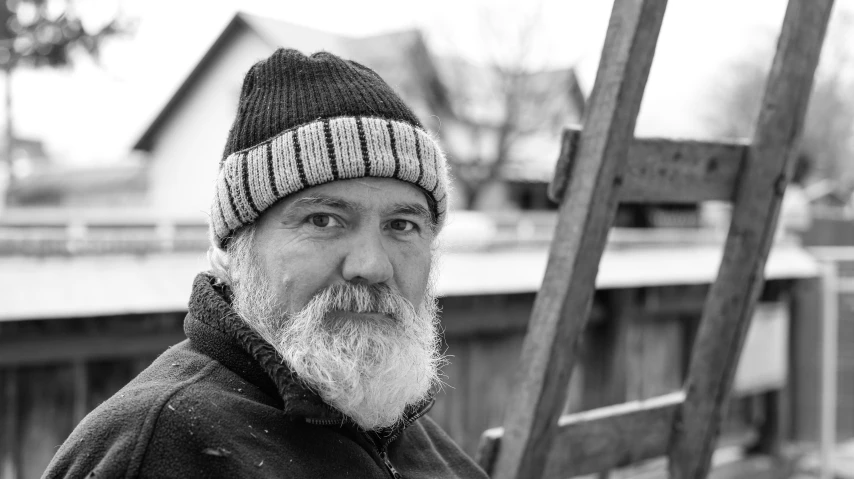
[
  {"left": 393, "top": 414, "right": 490, "bottom": 479},
  {"left": 42, "top": 341, "right": 271, "bottom": 478}
]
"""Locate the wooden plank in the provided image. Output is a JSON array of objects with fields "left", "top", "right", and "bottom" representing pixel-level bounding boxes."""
[
  {"left": 579, "top": 291, "right": 636, "bottom": 411},
  {"left": 748, "top": 391, "right": 788, "bottom": 457},
  {"left": 546, "top": 393, "right": 684, "bottom": 478},
  {"left": 469, "top": 336, "right": 528, "bottom": 454},
  {"left": 72, "top": 360, "right": 88, "bottom": 424},
  {"left": 637, "top": 318, "right": 684, "bottom": 399},
  {"left": 489, "top": 1, "right": 668, "bottom": 477},
  {"left": 480, "top": 393, "right": 687, "bottom": 477},
  {"left": 668, "top": 1, "right": 835, "bottom": 477},
  {"left": 790, "top": 277, "right": 823, "bottom": 442},
  {"left": 1, "top": 370, "right": 18, "bottom": 479},
  {"left": 18, "top": 364, "right": 76, "bottom": 479},
  {"left": 0, "top": 332, "right": 186, "bottom": 366},
  {"left": 480, "top": 410, "right": 763, "bottom": 479},
  {"left": 550, "top": 128, "right": 747, "bottom": 204}
]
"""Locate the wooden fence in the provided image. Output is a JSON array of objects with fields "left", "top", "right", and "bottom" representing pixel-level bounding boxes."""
[{"left": 0, "top": 278, "right": 804, "bottom": 478}]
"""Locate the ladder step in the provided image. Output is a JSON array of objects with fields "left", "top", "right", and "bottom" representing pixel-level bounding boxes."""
[
  {"left": 549, "top": 127, "right": 747, "bottom": 204},
  {"left": 477, "top": 391, "right": 762, "bottom": 478},
  {"left": 478, "top": 392, "right": 685, "bottom": 478}
]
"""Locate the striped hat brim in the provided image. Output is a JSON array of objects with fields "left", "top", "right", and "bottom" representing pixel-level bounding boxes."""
[{"left": 211, "top": 116, "right": 449, "bottom": 247}]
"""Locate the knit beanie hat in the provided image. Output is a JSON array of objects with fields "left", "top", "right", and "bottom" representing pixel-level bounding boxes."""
[{"left": 210, "top": 48, "right": 449, "bottom": 248}]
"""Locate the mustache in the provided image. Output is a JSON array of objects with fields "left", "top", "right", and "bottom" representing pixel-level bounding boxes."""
[{"left": 308, "top": 282, "right": 412, "bottom": 318}]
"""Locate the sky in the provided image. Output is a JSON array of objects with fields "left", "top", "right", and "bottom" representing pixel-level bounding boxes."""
[{"left": 5, "top": 0, "right": 853, "bottom": 166}]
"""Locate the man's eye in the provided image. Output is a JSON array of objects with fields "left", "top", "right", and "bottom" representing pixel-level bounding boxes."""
[
  {"left": 308, "top": 214, "right": 339, "bottom": 228},
  {"left": 389, "top": 219, "right": 416, "bottom": 232}
]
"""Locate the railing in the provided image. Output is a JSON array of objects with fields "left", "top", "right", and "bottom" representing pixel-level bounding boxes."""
[
  {"left": 0, "top": 206, "right": 776, "bottom": 257},
  {"left": 0, "top": 223, "right": 211, "bottom": 256},
  {"left": 807, "top": 247, "right": 854, "bottom": 479},
  {"left": 0, "top": 209, "right": 564, "bottom": 256}
]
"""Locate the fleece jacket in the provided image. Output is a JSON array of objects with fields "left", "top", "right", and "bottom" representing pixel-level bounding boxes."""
[{"left": 43, "top": 273, "right": 488, "bottom": 479}]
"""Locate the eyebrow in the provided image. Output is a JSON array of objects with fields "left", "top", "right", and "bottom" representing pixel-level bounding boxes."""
[
  {"left": 388, "top": 203, "right": 436, "bottom": 229},
  {"left": 289, "top": 196, "right": 361, "bottom": 212}
]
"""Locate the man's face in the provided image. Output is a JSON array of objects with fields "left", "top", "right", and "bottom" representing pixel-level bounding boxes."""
[
  {"left": 252, "top": 177, "right": 435, "bottom": 317},
  {"left": 229, "top": 177, "right": 443, "bottom": 431}
]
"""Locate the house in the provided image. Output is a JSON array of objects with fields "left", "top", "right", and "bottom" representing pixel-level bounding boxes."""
[
  {"left": 131, "top": 13, "right": 450, "bottom": 219},
  {"left": 130, "top": 12, "right": 592, "bottom": 217}
]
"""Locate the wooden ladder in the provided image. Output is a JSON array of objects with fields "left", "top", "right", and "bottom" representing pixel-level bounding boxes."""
[{"left": 474, "top": 0, "right": 834, "bottom": 478}]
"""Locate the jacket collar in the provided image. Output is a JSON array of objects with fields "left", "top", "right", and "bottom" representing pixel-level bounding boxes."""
[{"left": 185, "top": 273, "right": 433, "bottom": 435}]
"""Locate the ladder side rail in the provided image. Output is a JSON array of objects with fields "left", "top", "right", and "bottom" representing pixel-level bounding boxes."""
[
  {"left": 667, "top": 1, "right": 835, "bottom": 477},
  {"left": 490, "top": 1, "right": 668, "bottom": 478}
]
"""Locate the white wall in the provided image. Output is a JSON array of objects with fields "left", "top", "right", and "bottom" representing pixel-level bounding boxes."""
[{"left": 145, "top": 29, "right": 272, "bottom": 219}]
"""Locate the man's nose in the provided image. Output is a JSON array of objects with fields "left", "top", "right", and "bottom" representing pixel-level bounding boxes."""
[{"left": 341, "top": 231, "right": 393, "bottom": 285}]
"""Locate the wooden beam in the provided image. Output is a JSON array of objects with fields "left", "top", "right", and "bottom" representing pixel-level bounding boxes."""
[
  {"left": 479, "top": 392, "right": 761, "bottom": 478},
  {"left": 546, "top": 392, "right": 683, "bottom": 477},
  {"left": 550, "top": 128, "right": 747, "bottom": 204},
  {"left": 1, "top": 370, "right": 18, "bottom": 479},
  {"left": 72, "top": 359, "right": 89, "bottom": 424},
  {"left": 490, "top": 1, "right": 668, "bottom": 477},
  {"left": 0, "top": 332, "right": 186, "bottom": 367},
  {"left": 478, "top": 393, "right": 684, "bottom": 477},
  {"left": 668, "top": 1, "right": 835, "bottom": 477}
]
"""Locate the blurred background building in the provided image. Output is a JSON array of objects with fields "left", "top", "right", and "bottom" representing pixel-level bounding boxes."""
[{"left": 1, "top": 0, "right": 853, "bottom": 477}]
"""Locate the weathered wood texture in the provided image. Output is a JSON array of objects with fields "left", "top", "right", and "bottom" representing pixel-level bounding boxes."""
[
  {"left": 0, "top": 332, "right": 187, "bottom": 366},
  {"left": 476, "top": 393, "right": 766, "bottom": 479},
  {"left": 550, "top": 128, "right": 747, "bottom": 204},
  {"left": 430, "top": 293, "right": 610, "bottom": 455},
  {"left": 480, "top": 393, "right": 685, "bottom": 478},
  {"left": 0, "top": 312, "right": 184, "bottom": 479},
  {"left": 1, "top": 370, "right": 18, "bottom": 479},
  {"left": 0, "top": 312, "right": 186, "bottom": 367},
  {"left": 17, "top": 365, "right": 76, "bottom": 479},
  {"left": 0, "top": 284, "right": 798, "bottom": 478},
  {"left": 0, "top": 357, "right": 161, "bottom": 479},
  {"left": 668, "top": 1, "right": 835, "bottom": 477},
  {"left": 789, "top": 277, "right": 824, "bottom": 442},
  {"left": 491, "top": 1, "right": 667, "bottom": 477},
  {"left": 470, "top": 301, "right": 789, "bottom": 475}
]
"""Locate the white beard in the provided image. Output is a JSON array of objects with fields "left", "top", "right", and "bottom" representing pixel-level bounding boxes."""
[{"left": 230, "top": 247, "right": 444, "bottom": 431}]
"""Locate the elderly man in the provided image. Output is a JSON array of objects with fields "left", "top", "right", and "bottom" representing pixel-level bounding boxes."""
[{"left": 45, "top": 49, "right": 488, "bottom": 478}]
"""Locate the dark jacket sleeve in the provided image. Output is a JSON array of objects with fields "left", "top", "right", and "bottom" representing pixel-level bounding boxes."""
[
  {"left": 42, "top": 359, "right": 221, "bottom": 479},
  {"left": 389, "top": 415, "right": 490, "bottom": 479},
  {"left": 42, "top": 387, "right": 164, "bottom": 478}
]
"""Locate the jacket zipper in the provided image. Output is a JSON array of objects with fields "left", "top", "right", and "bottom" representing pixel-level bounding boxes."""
[
  {"left": 307, "top": 399, "right": 434, "bottom": 479},
  {"left": 305, "top": 417, "right": 343, "bottom": 426},
  {"left": 371, "top": 400, "right": 434, "bottom": 479},
  {"left": 379, "top": 449, "right": 402, "bottom": 479},
  {"left": 377, "top": 399, "right": 433, "bottom": 450}
]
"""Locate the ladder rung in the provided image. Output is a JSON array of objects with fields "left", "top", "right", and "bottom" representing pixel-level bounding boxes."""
[
  {"left": 549, "top": 127, "right": 747, "bottom": 204},
  {"left": 478, "top": 392, "right": 685, "bottom": 478}
]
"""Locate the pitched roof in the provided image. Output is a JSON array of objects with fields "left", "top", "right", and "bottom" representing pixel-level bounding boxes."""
[{"left": 132, "top": 13, "right": 449, "bottom": 152}]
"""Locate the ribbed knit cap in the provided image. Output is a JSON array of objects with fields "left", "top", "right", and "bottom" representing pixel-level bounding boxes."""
[{"left": 210, "top": 49, "right": 449, "bottom": 248}]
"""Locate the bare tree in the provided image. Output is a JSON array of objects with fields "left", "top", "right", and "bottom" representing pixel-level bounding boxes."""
[
  {"left": 711, "top": 12, "right": 854, "bottom": 189},
  {"left": 434, "top": 4, "right": 583, "bottom": 209}
]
